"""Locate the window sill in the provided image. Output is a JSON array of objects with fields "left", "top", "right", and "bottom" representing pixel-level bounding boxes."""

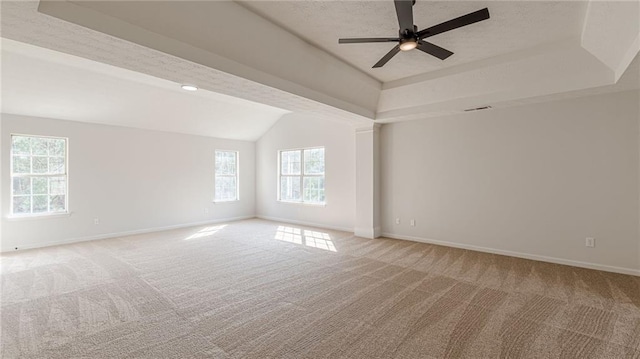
[
  {"left": 277, "top": 201, "right": 326, "bottom": 207},
  {"left": 6, "top": 212, "right": 71, "bottom": 221},
  {"left": 213, "top": 200, "right": 240, "bottom": 204}
]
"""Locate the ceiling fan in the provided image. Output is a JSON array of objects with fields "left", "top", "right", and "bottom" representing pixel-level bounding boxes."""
[{"left": 338, "top": 0, "right": 490, "bottom": 68}]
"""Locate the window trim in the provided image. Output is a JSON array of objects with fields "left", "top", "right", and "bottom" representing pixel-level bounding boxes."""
[
  {"left": 213, "top": 150, "right": 239, "bottom": 203},
  {"left": 9, "top": 133, "right": 69, "bottom": 218},
  {"left": 277, "top": 146, "right": 326, "bottom": 206}
]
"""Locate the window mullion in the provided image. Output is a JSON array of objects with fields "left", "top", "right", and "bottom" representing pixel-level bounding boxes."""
[
  {"left": 13, "top": 174, "right": 64, "bottom": 178},
  {"left": 300, "top": 149, "right": 305, "bottom": 202},
  {"left": 30, "top": 177, "right": 33, "bottom": 214},
  {"left": 30, "top": 183, "right": 34, "bottom": 214}
]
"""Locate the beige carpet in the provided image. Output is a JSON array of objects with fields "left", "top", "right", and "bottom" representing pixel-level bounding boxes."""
[{"left": 1, "top": 219, "right": 639, "bottom": 358}]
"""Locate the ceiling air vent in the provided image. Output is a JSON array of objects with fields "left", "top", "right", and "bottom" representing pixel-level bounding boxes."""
[{"left": 464, "top": 106, "right": 493, "bottom": 112}]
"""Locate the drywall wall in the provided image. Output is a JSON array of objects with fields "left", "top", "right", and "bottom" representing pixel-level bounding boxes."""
[
  {"left": 380, "top": 90, "right": 640, "bottom": 273},
  {"left": 0, "top": 122, "right": 2, "bottom": 245},
  {"left": 256, "top": 113, "right": 355, "bottom": 231},
  {"left": 0, "top": 114, "right": 256, "bottom": 251},
  {"left": 354, "top": 125, "right": 381, "bottom": 238}
]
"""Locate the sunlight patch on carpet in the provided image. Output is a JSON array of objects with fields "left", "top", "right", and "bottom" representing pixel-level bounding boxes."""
[
  {"left": 275, "top": 226, "right": 336, "bottom": 252},
  {"left": 184, "top": 225, "right": 227, "bottom": 240}
]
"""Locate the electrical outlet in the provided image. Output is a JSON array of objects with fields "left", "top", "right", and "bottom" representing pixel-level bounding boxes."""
[
  {"left": 410, "top": 219, "right": 415, "bottom": 226},
  {"left": 585, "top": 237, "right": 595, "bottom": 248},
  {"left": 204, "top": 208, "right": 209, "bottom": 214},
  {"left": 395, "top": 218, "right": 401, "bottom": 225},
  {"left": 94, "top": 218, "right": 100, "bottom": 225}
]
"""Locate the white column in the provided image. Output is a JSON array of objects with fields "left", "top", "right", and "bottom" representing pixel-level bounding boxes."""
[{"left": 354, "top": 124, "right": 381, "bottom": 238}]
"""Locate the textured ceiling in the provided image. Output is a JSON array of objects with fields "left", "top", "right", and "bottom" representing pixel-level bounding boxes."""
[
  {"left": 2, "top": 39, "right": 289, "bottom": 141},
  {"left": 240, "top": 1, "right": 589, "bottom": 82},
  {"left": 1, "top": 1, "right": 373, "bottom": 129},
  {"left": 0, "top": 0, "right": 635, "bottom": 129}
]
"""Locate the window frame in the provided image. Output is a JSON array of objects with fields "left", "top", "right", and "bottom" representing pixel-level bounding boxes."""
[
  {"left": 277, "top": 146, "right": 326, "bottom": 206},
  {"left": 9, "top": 133, "right": 69, "bottom": 218},
  {"left": 213, "top": 150, "right": 239, "bottom": 203}
]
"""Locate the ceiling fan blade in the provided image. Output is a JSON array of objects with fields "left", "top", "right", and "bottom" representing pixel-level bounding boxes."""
[
  {"left": 373, "top": 45, "right": 401, "bottom": 68},
  {"left": 417, "top": 8, "right": 490, "bottom": 39},
  {"left": 339, "top": 38, "right": 400, "bottom": 44},
  {"left": 417, "top": 40, "right": 453, "bottom": 60},
  {"left": 394, "top": 0, "right": 414, "bottom": 34}
]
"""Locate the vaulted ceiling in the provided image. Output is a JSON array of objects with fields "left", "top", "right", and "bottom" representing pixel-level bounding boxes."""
[
  {"left": 1, "top": 1, "right": 639, "bottom": 135},
  {"left": 1, "top": 39, "right": 289, "bottom": 141}
]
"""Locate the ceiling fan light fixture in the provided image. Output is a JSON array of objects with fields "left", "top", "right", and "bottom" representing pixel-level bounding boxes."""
[{"left": 399, "top": 39, "right": 417, "bottom": 51}]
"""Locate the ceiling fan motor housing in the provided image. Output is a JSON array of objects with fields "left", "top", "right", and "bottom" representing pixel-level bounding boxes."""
[{"left": 400, "top": 25, "right": 418, "bottom": 39}]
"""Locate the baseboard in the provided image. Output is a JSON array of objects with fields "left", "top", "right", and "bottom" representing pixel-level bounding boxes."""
[
  {"left": 382, "top": 232, "right": 640, "bottom": 277},
  {"left": 1, "top": 215, "right": 256, "bottom": 253},
  {"left": 6, "top": 217, "right": 636, "bottom": 276},
  {"left": 354, "top": 226, "right": 382, "bottom": 239},
  {"left": 256, "top": 215, "right": 353, "bottom": 233}
]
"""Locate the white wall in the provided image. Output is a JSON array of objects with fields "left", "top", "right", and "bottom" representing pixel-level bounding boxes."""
[
  {"left": 1, "top": 114, "right": 256, "bottom": 251},
  {"left": 380, "top": 90, "right": 640, "bottom": 273},
  {"left": 4, "top": 93, "right": 638, "bottom": 274},
  {"left": 256, "top": 113, "right": 355, "bottom": 231},
  {"left": 354, "top": 125, "right": 381, "bottom": 238}
]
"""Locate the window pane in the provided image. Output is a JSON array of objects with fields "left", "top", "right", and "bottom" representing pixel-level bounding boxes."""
[
  {"left": 304, "top": 148, "right": 325, "bottom": 175},
  {"left": 33, "top": 195, "right": 48, "bottom": 213},
  {"left": 12, "top": 136, "right": 31, "bottom": 155},
  {"left": 215, "top": 176, "right": 237, "bottom": 201},
  {"left": 33, "top": 177, "right": 48, "bottom": 194},
  {"left": 13, "top": 196, "right": 31, "bottom": 214},
  {"left": 281, "top": 151, "right": 301, "bottom": 175},
  {"left": 32, "top": 157, "right": 48, "bottom": 174},
  {"left": 49, "top": 157, "right": 65, "bottom": 174},
  {"left": 13, "top": 177, "right": 31, "bottom": 195},
  {"left": 303, "top": 177, "right": 325, "bottom": 203},
  {"left": 50, "top": 177, "right": 66, "bottom": 195},
  {"left": 280, "top": 176, "right": 301, "bottom": 201},
  {"left": 215, "top": 151, "right": 236, "bottom": 175},
  {"left": 13, "top": 156, "right": 30, "bottom": 174},
  {"left": 50, "top": 195, "right": 66, "bottom": 212},
  {"left": 32, "top": 138, "right": 49, "bottom": 156},
  {"left": 226, "top": 152, "right": 237, "bottom": 175},
  {"left": 49, "top": 139, "right": 65, "bottom": 157},
  {"left": 225, "top": 177, "right": 237, "bottom": 200}
]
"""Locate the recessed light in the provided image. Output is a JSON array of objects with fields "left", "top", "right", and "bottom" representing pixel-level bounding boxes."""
[{"left": 181, "top": 84, "right": 198, "bottom": 91}]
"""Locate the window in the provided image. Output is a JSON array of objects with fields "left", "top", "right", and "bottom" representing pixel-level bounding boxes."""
[
  {"left": 10, "top": 135, "right": 68, "bottom": 216},
  {"left": 214, "top": 150, "right": 238, "bottom": 202},
  {"left": 279, "top": 147, "right": 325, "bottom": 204}
]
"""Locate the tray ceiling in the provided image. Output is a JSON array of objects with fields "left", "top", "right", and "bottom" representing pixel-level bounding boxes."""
[
  {"left": 240, "top": 1, "right": 588, "bottom": 82},
  {"left": 1, "top": 0, "right": 637, "bottom": 126}
]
